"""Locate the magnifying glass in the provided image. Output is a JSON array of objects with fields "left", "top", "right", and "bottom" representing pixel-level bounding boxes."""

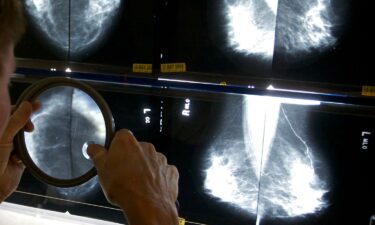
[{"left": 14, "top": 77, "right": 115, "bottom": 187}]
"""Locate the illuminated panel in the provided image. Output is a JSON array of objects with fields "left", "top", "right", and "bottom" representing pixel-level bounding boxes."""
[
  {"left": 204, "top": 96, "right": 328, "bottom": 223},
  {"left": 24, "top": 0, "right": 121, "bottom": 57},
  {"left": 0, "top": 202, "right": 120, "bottom": 225}
]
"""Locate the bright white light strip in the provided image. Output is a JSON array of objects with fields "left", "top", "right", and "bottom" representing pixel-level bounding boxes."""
[
  {"left": 272, "top": 97, "right": 321, "bottom": 106},
  {"left": 159, "top": 79, "right": 319, "bottom": 106},
  {"left": 157, "top": 78, "right": 217, "bottom": 85},
  {"left": 267, "top": 85, "right": 323, "bottom": 101},
  {"left": 0, "top": 202, "right": 122, "bottom": 225}
]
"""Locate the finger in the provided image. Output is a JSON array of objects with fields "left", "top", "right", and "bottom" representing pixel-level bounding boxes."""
[
  {"left": 1, "top": 101, "right": 33, "bottom": 143},
  {"left": 139, "top": 142, "right": 157, "bottom": 157},
  {"left": 87, "top": 144, "right": 107, "bottom": 172},
  {"left": 113, "top": 129, "right": 138, "bottom": 147},
  {"left": 156, "top": 152, "right": 168, "bottom": 166},
  {"left": 111, "top": 129, "right": 139, "bottom": 155},
  {"left": 0, "top": 161, "right": 24, "bottom": 202},
  {"left": 23, "top": 121, "right": 34, "bottom": 132},
  {"left": 0, "top": 143, "right": 13, "bottom": 174},
  {"left": 11, "top": 101, "right": 40, "bottom": 115},
  {"left": 167, "top": 165, "right": 179, "bottom": 181},
  {"left": 166, "top": 165, "right": 179, "bottom": 201},
  {"left": 23, "top": 101, "right": 41, "bottom": 133},
  {"left": 10, "top": 154, "right": 25, "bottom": 170}
]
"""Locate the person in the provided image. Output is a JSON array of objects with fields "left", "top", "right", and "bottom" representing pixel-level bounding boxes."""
[{"left": 0, "top": 1, "right": 179, "bottom": 224}]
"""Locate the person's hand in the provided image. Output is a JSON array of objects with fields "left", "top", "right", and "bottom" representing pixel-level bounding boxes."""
[
  {"left": 0, "top": 101, "right": 40, "bottom": 203},
  {"left": 87, "top": 129, "right": 179, "bottom": 225}
]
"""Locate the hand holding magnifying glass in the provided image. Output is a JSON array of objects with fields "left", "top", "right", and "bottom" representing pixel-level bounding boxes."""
[
  {"left": 13, "top": 78, "right": 180, "bottom": 225},
  {"left": 0, "top": 101, "right": 40, "bottom": 202},
  {"left": 88, "top": 129, "right": 179, "bottom": 225}
]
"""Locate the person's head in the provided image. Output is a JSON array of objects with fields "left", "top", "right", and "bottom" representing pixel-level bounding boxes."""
[{"left": 0, "top": 0, "right": 25, "bottom": 136}]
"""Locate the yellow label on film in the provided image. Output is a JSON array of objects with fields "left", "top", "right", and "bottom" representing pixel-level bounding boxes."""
[
  {"left": 132, "top": 64, "right": 153, "bottom": 73},
  {"left": 161, "top": 63, "right": 186, "bottom": 73},
  {"left": 362, "top": 86, "right": 375, "bottom": 96},
  {"left": 178, "top": 217, "right": 186, "bottom": 225}
]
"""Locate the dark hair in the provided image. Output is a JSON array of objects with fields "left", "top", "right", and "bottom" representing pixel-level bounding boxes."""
[{"left": 0, "top": 0, "right": 25, "bottom": 46}]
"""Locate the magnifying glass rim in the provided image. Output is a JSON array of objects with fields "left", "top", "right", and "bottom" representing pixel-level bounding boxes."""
[{"left": 15, "top": 77, "right": 115, "bottom": 187}]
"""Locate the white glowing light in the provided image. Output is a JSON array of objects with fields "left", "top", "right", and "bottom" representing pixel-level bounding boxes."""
[
  {"left": 157, "top": 77, "right": 216, "bottom": 85},
  {"left": 272, "top": 96, "right": 321, "bottom": 106},
  {"left": 65, "top": 68, "right": 72, "bottom": 73},
  {"left": 267, "top": 85, "right": 324, "bottom": 100},
  {"left": 204, "top": 95, "right": 328, "bottom": 222},
  {"left": 225, "top": 0, "right": 278, "bottom": 58},
  {"left": 25, "top": 0, "right": 121, "bottom": 56}
]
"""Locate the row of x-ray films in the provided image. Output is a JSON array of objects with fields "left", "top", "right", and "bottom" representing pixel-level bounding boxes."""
[
  {"left": 8, "top": 81, "right": 375, "bottom": 225},
  {"left": 16, "top": 0, "right": 372, "bottom": 85}
]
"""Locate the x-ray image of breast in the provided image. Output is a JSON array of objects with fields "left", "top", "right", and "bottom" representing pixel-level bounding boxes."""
[
  {"left": 224, "top": 0, "right": 344, "bottom": 62},
  {"left": 224, "top": 0, "right": 278, "bottom": 59},
  {"left": 23, "top": 0, "right": 122, "bottom": 57},
  {"left": 24, "top": 86, "right": 106, "bottom": 180},
  {"left": 274, "top": 0, "right": 338, "bottom": 54},
  {"left": 45, "top": 176, "right": 100, "bottom": 202},
  {"left": 203, "top": 95, "right": 328, "bottom": 224}
]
